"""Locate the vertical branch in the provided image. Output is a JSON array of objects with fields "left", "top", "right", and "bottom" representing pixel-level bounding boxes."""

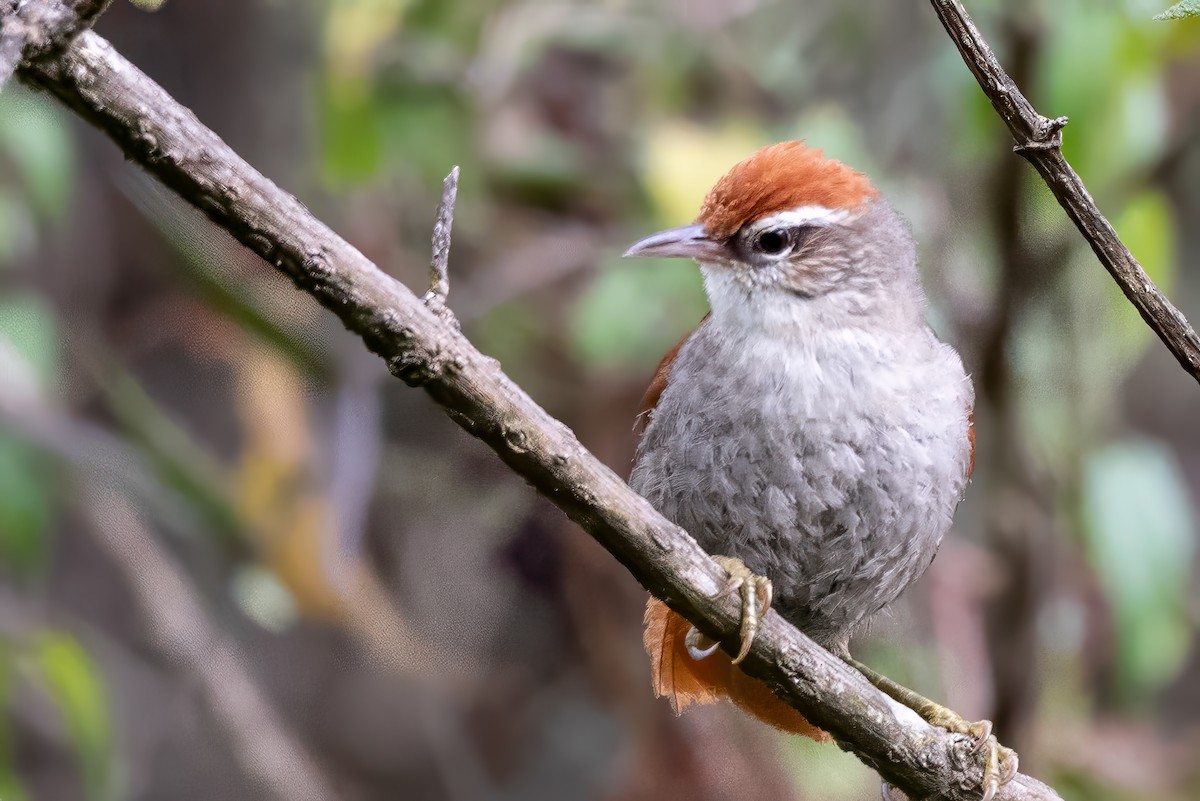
[
  {"left": 422, "top": 165, "right": 460, "bottom": 324},
  {"left": 975, "top": 17, "right": 1050, "bottom": 749}
]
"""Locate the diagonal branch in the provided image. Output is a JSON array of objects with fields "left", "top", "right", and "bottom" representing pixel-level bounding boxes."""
[
  {"left": 0, "top": 0, "right": 110, "bottom": 91},
  {"left": 930, "top": 0, "right": 1200, "bottom": 385},
  {"left": 17, "top": 28, "right": 1064, "bottom": 801},
  {"left": 81, "top": 484, "right": 339, "bottom": 801}
]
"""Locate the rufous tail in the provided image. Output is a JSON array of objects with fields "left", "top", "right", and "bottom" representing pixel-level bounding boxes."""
[{"left": 643, "top": 597, "right": 830, "bottom": 740}]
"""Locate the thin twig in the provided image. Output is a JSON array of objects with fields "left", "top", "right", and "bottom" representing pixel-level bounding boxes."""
[
  {"left": 0, "top": 0, "right": 110, "bottom": 92},
  {"left": 929, "top": 0, "right": 1200, "bottom": 385},
  {"left": 423, "top": 165, "right": 459, "bottom": 324},
  {"left": 19, "top": 30, "right": 1064, "bottom": 801},
  {"left": 0, "top": 333, "right": 339, "bottom": 801},
  {"left": 81, "top": 485, "right": 340, "bottom": 801}
]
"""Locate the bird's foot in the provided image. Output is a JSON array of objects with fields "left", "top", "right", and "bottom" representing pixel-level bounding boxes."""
[
  {"left": 694, "top": 555, "right": 772, "bottom": 664},
  {"left": 846, "top": 658, "right": 1018, "bottom": 801},
  {"left": 917, "top": 706, "right": 1017, "bottom": 801}
]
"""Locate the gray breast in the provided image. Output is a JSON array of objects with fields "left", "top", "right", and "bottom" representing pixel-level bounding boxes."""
[{"left": 629, "top": 320, "right": 972, "bottom": 654}]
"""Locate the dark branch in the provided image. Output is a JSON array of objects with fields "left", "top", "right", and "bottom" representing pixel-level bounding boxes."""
[
  {"left": 930, "top": 0, "right": 1200, "bottom": 385},
  {"left": 19, "top": 29, "right": 1063, "bottom": 801},
  {"left": 0, "top": 0, "right": 110, "bottom": 92}
]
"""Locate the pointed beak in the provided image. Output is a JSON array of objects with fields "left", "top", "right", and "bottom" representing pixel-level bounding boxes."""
[{"left": 623, "top": 223, "right": 726, "bottom": 262}]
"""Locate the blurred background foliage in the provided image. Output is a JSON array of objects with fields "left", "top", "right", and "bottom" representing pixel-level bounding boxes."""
[{"left": 0, "top": 0, "right": 1198, "bottom": 799}]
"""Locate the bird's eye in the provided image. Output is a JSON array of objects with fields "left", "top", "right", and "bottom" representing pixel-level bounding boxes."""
[{"left": 755, "top": 228, "right": 793, "bottom": 255}]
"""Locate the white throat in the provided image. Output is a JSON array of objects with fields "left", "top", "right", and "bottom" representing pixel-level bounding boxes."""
[{"left": 700, "top": 266, "right": 826, "bottom": 340}]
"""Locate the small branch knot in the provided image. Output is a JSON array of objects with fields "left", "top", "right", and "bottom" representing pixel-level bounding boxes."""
[
  {"left": 1014, "top": 114, "right": 1068, "bottom": 154},
  {"left": 387, "top": 351, "right": 437, "bottom": 387}
]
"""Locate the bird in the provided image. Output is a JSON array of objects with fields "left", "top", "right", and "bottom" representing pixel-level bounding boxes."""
[{"left": 623, "top": 141, "right": 1015, "bottom": 799}]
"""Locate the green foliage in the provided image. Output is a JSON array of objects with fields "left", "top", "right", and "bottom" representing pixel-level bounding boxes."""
[
  {"left": 319, "top": 84, "right": 384, "bottom": 185},
  {"left": 0, "top": 645, "right": 29, "bottom": 801},
  {"left": 0, "top": 91, "right": 74, "bottom": 269},
  {"left": 318, "top": 0, "right": 475, "bottom": 190},
  {"left": 1155, "top": 1, "right": 1200, "bottom": 20},
  {"left": 319, "top": 65, "right": 473, "bottom": 191},
  {"left": 33, "top": 633, "right": 118, "bottom": 801},
  {"left": 1041, "top": 7, "right": 1169, "bottom": 186},
  {"left": 1008, "top": 1, "right": 1180, "bottom": 479},
  {"left": 0, "top": 296, "right": 59, "bottom": 574},
  {"left": 0, "top": 295, "right": 57, "bottom": 382},
  {"left": 471, "top": 302, "right": 548, "bottom": 380},
  {"left": 569, "top": 256, "right": 706, "bottom": 371},
  {"left": 1106, "top": 191, "right": 1175, "bottom": 365},
  {"left": 0, "top": 90, "right": 74, "bottom": 222},
  {"left": 1081, "top": 440, "right": 1196, "bottom": 703},
  {"left": 0, "top": 192, "right": 34, "bottom": 267},
  {"left": 783, "top": 735, "right": 874, "bottom": 799},
  {"left": 0, "top": 433, "right": 55, "bottom": 573}
]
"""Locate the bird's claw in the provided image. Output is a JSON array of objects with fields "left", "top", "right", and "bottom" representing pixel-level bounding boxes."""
[
  {"left": 966, "top": 719, "right": 991, "bottom": 751},
  {"left": 711, "top": 555, "right": 771, "bottom": 664},
  {"left": 924, "top": 711, "right": 1017, "bottom": 801},
  {"left": 845, "top": 657, "right": 1019, "bottom": 801},
  {"left": 982, "top": 738, "right": 1019, "bottom": 801}
]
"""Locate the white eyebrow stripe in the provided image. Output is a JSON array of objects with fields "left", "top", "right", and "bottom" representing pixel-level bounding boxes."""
[{"left": 749, "top": 205, "right": 850, "bottom": 232}]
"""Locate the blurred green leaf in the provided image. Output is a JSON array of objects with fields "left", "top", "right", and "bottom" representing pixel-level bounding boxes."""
[
  {"left": 0, "top": 433, "right": 55, "bottom": 574},
  {"left": 1081, "top": 439, "right": 1196, "bottom": 703},
  {"left": 0, "top": 296, "right": 59, "bottom": 573},
  {"left": 34, "top": 633, "right": 117, "bottom": 801},
  {"left": 0, "top": 90, "right": 74, "bottom": 221},
  {"left": 0, "top": 191, "right": 36, "bottom": 268},
  {"left": 569, "top": 256, "right": 706, "bottom": 372},
  {"left": 0, "top": 294, "right": 58, "bottom": 382},
  {"left": 783, "top": 734, "right": 875, "bottom": 799},
  {"left": 318, "top": 0, "right": 471, "bottom": 190},
  {"left": 1042, "top": 11, "right": 1117, "bottom": 175},
  {"left": 320, "top": 80, "right": 470, "bottom": 189},
  {"left": 0, "top": 641, "right": 29, "bottom": 801},
  {"left": 1117, "top": 190, "right": 1176, "bottom": 280},
  {"left": 319, "top": 82, "right": 384, "bottom": 186},
  {"left": 377, "top": 87, "right": 470, "bottom": 185},
  {"left": 787, "top": 104, "right": 872, "bottom": 176},
  {"left": 1042, "top": 9, "right": 1169, "bottom": 185},
  {"left": 471, "top": 301, "right": 545, "bottom": 378},
  {"left": 1103, "top": 190, "right": 1175, "bottom": 371},
  {"left": 324, "top": 0, "right": 412, "bottom": 80},
  {"left": 1155, "top": 1, "right": 1200, "bottom": 19}
]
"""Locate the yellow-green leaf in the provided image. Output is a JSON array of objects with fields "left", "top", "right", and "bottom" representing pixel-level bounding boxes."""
[
  {"left": 639, "top": 122, "right": 762, "bottom": 225},
  {"left": 34, "top": 633, "right": 117, "bottom": 801}
]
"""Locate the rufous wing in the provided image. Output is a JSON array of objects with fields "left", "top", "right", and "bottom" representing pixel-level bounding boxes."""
[{"left": 635, "top": 315, "right": 710, "bottom": 434}]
